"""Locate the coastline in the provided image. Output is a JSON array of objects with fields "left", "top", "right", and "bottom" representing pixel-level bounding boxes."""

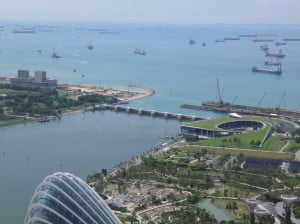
[{"left": 0, "top": 83, "right": 155, "bottom": 127}]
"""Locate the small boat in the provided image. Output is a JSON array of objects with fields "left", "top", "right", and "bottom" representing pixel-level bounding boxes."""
[
  {"left": 37, "top": 49, "right": 42, "bottom": 53},
  {"left": 260, "top": 45, "right": 269, "bottom": 51},
  {"left": 189, "top": 39, "right": 196, "bottom": 45},
  {"left": 202, "top": 42, "right": 206, "bottom": 47},
  {"left": 51, "top": 52, "right": 61, "bottom": 59},
  {"left": 134, "top": 49, "right": 146, "bottom": 55},
  {"left": 87, "top": 43, "right": 94, "bottom": 49},
  {"left": 275, "top": 42, "right": 287, "bottom": 46}
]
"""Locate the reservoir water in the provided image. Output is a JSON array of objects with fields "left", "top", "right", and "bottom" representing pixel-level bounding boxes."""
[
  {"left": 0, "top": 21, "right": 300, "bottom": 222},
  {"left": 0, "top": 111, "right": 181, "bottom": 223}
]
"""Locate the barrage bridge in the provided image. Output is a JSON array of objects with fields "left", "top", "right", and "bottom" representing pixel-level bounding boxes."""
[{"left": 96, "top": 104, "right": 204, "bottom": 122}]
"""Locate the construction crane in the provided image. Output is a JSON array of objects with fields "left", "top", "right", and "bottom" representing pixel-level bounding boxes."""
[
  {"left": 277, "top": 91, "right": 286, "bottom": 109},
  {"left": 257, "top": 91, "right": 267, "bottom": 108},
  {"left": 216, "top": 78, "right": 224, "bottom": 105},
  {"left": 232, "top": 96, "right": 238, "bottom": 104}
]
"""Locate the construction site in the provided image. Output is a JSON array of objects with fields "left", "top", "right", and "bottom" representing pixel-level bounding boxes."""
[{"left": 181, "top": 79, "right": 300, "bottom": 122}]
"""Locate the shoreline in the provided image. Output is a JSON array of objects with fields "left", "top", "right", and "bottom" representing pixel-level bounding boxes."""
[{"left": 0, "top": 83, "right": 155, "bottom": 127}]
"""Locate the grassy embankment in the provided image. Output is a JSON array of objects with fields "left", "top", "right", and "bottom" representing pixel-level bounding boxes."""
[
  {"left": 186, "top": 116, "right": 295, "bottom": 152},
  {"left": 176, "top": 146, "right": 295, "bottom": 160}
]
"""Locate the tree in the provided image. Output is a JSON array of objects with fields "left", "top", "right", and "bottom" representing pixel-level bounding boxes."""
[{"left": 101, "top": 168, "right": 107, "bottom": 176}]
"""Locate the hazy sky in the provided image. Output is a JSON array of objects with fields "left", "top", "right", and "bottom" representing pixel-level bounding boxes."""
[{"left": 0, "top": 0, "right": 299, "bottom": 24}]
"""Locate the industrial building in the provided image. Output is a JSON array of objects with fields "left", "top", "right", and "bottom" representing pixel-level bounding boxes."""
[{"left": 24, "top": 172, "right": 121, "bottom": 224}]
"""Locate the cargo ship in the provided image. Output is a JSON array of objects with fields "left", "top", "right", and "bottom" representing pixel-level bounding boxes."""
[
  {"left": 265, "top": 49, "right": 285, "bottom": 58},
  {"left": 189, "top": 39, "right": 196, "bottom": 45},
  {"left": 215, "top": 39, "right": 225, "bottom": 43},
  {"left": 264, "top": 60, "right": 281, "bottom": 66},
  {"left": 238, "top": 34, "right": 257, "bottom": 37},
  {"left": 51, "top": 52, "right": 61, "bottom": 59},
  {"left": 224, "top": 37, "right": 240, "bottom": 40},
  {"left": 283, "top": 38, "right": 300, "bottom": 41},
  {"left": 13, "top": 28, "right": 36, "bottom": 33},
  {"left": 252, "top": 65, "right": 282, "bottom": 74},
  {"left": 256, "top": 34, "right": 277, "bottom": 37},
  {"left": 134, "top": 49, "right": 146, "bottom": 55},
  {"left": 275, "top": 42, "right": 287, "bottom": 46},
  {"left": 253, "top": 39, "right": 274, "bottom": 42}
]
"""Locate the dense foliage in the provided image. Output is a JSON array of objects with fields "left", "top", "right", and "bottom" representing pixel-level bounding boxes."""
[
  {"left": 161, "top": 206, "right": 219, "bottom": 224},
  {"left": 0, "top": 84, "right": 118, "bottom": 116}
]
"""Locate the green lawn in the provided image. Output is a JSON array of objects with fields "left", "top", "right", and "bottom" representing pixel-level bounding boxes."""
[
  {"left": 260, "top": 135, "right": 286, "bottom": 151},
  {"left": 186, "top": 116, "right": 270, "bottom": 131},
  {"left": 176, "top": 145, "right": 295, "bottom": 160},
  {"left": 196, "top": 123, "right": 271, "bottom": 149}
]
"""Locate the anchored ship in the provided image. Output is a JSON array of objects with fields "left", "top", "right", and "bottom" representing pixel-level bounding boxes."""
[
  {"left": 215, "top": 39, "right": 225, "bottom": 43},
  {"left": 265, "top": 49, "right": 285, "bottom": 58},
  {"left": 252, "top": 65, "right": 282, "bottom": 74},
  {"left": 275, "top": 42, "right": 287, "bottom": 46},
  {"left": 260, "top": 45, "right": 269, "bottom": 51},
  {"left": 134, "top": 49, "right": 146, "bottom": 55},
  {"left": 13, "top": 28, "right": 36, "bottom": 33},
  {"left": 223, "top": 37, "right": 240, "bottom": 40},
  {"left": 264, "top": 59, "right": 281, "bottom": 66}
]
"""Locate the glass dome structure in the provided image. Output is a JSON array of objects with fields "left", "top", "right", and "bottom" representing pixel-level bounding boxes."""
[{"left": 24, "top": 172, "right": 121, "bottom": 224}]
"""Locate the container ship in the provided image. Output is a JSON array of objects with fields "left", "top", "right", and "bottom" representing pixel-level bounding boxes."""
[{"left": 265, "top": 50, "right": 285, "bottom": 58}]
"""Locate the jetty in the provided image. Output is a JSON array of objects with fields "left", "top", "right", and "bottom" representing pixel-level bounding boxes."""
[
  {"left": 96, "top": 104, "right": 204, "bottom": 122},
  {"left": 181, "top": 79, "right": 300, "bottom": 122}
]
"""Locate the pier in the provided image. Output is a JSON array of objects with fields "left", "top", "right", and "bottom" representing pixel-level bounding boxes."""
[{"left": 96, "top": 104, "right": 204, "bottom": 122}]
